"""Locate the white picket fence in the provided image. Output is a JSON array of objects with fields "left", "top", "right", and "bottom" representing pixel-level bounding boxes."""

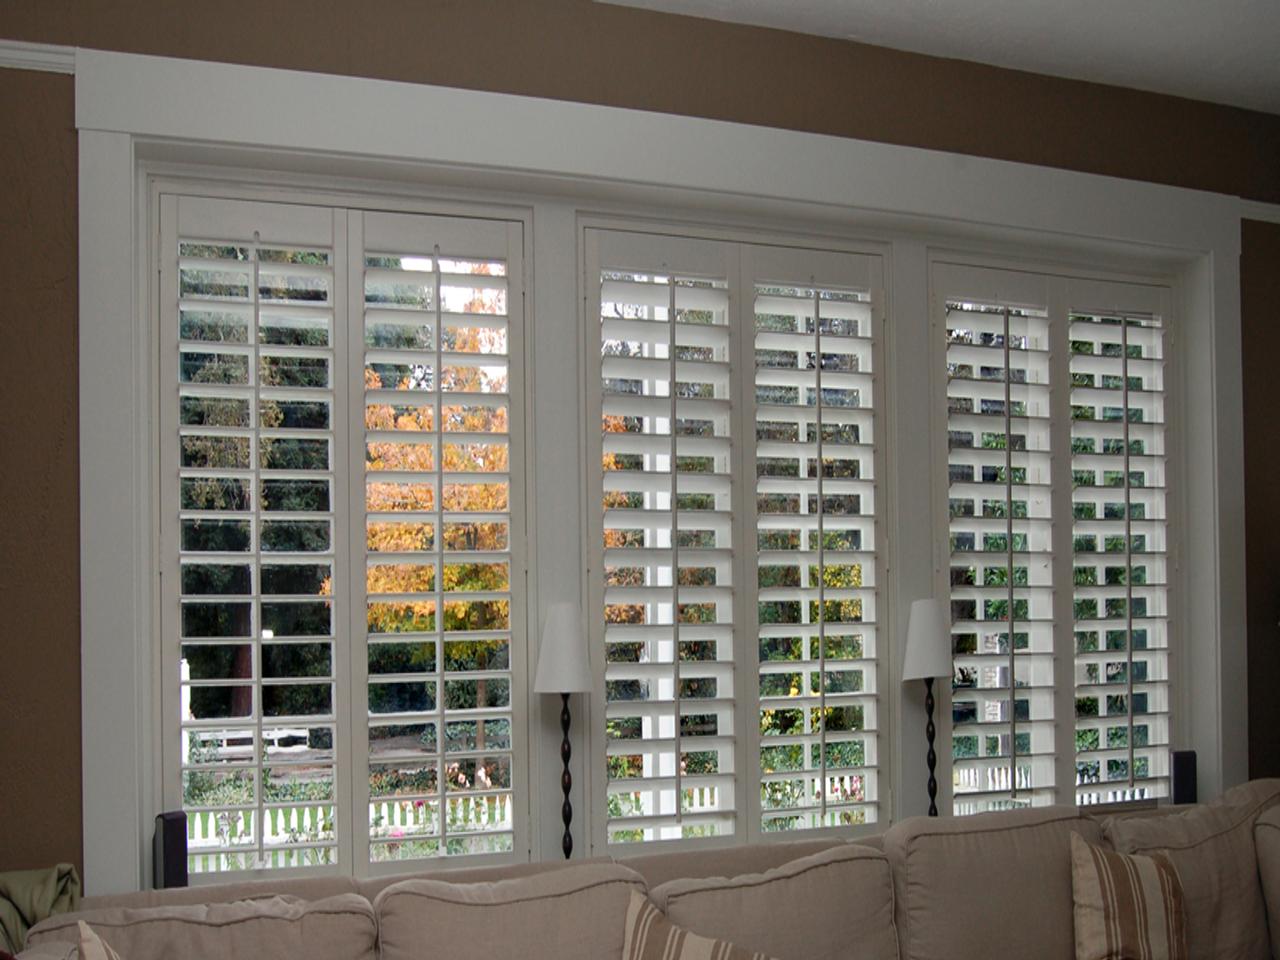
[
  {"left": 187, "top": 794, "right": 512, "bottom": 869},
  {"left": 187, "top": 804, "right": 333, "bottom": 850}
]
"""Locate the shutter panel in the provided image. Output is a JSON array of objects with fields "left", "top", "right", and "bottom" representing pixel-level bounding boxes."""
[
  {"left": 746, "top": 246, "right": 880, "bottom": 832},
  {"left": 165, "top": 196, "right": 344, "bottom": 873},
  {"left": 591, "top": 229, "right": 742, "bottom": 844},
  {"left": 358, "top": 211, "right": 525, "bottom": 863},
  {"left": 163, "top": 197, "right": 528, "bottom": 877},
  {"left": 942, "top": 267, "right": 1058, "bottom": 814},
  {"left": 591, "top": 231, "right": 740, "bottom": 845},
  {"left": 1069, "top": 297, "right": 1170, "bottom": 804},
  {"left": 588, "top": 231, "right": 883, "bottom": 848}
]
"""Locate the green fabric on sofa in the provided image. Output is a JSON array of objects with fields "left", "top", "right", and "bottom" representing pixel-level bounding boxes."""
[{"left": 0, "top": 865, "right": 80, "bottom": 954}]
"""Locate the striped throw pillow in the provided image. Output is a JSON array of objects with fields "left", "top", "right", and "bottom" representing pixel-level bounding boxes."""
[
  {"left": 1071, "top": 832, "right": 1188, "bottom": 960},
  {"left": 622, "top": 890, "right": 777, "bottom": 960}
]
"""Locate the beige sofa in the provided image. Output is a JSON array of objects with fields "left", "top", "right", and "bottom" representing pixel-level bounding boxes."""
[{"left": 20, "top": 779, "right": 1280, "bottom": 960}]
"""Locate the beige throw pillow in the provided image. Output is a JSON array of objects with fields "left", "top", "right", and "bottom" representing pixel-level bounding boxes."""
[
  {"left": 76, "top": 923, "right": 122, "bottom": 960},
  {"left": 1071, "top": 833, "right": 1187, "bottom": 960},
  {"left": 622, "top": 891, "right": 776, "bottom": 960}
]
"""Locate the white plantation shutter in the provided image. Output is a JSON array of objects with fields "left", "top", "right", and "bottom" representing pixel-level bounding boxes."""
[
  {"left": 160, "top": 195, "right": 527, "bottom": 877},
  {"left": 745, "top": 245, "right": 881, "bottom": 833},
  {"left": 938, "top": 265, "right": 1058, "bottom": 813},
  {"left": 587, "top": 229, "right": 882, "bottom": 849},
  {"left": 354, "top": 211, "right": 526, "bottom": 864},
  {"left": 161, "top": 196, "right": 348, "bottom": 873},
  {"left": 590, "top": 231, "right": 740, "bottom": 845},
  {"left": 1068, "top": 281, "right": 1171, "bottom": 804},
  {"left": 936, "top": 264, "right": 1177, "bottom": 814}
]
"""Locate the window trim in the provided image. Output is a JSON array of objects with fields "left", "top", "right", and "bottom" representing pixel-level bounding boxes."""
[
  {"left": 151, "top": 193, "right": 535, "bottom": 880},
  {"left": 78, "top": 47, "right": 1247, "bottom": 894}
]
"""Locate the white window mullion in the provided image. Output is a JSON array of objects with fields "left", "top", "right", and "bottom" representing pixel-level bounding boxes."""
[
  {"left": 1046, "top": 277, "right": 1079, "bottom": 805},
  {"left": 731, "top": 245, "right": 762, "bottom": 844},
  {"left": 344, "top": 210, "right": 370, "bottom": 874}
]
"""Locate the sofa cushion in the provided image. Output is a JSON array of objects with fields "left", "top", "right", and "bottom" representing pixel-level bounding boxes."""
[
  {"left": 650, "top": 844, "right": 897, "bottom": 960},
  {"left": 884, "top": 805, "right": 1102, "bottom": 960},
  {"left": 15, "top": 945, "right": 76, "bottom": 960},
  {"left": 619, "top": 839, "right": 846, "bottom": 890},
  {"left": 80, "top": 876, "right": 357, "bottom": 912},
  {"left": 25, "top": 894, "right": 375, "bottom": 960},
  {"left": 1070, "top": 832, "right": 1188, "bottom": 960},
  {"left": 1254, "top": 805, "right": 1280, "bottom": 953},
  {"left": 1103, "top": 779, "right": 1280, "bottom": 960},
  {"left": 622, "top": 890, "right": 776, "bottom": 960},
  {"left": 374, "top": 861, "right": 645, "bottom": 960},
  {"left": 356, "top": 855, "right": 611, "bottom": 903}
]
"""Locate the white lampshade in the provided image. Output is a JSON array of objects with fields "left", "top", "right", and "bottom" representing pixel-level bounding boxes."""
[
  {"left": 534, "top": 601, "right": 593, "bottom": 694},
  {"left": 902, "top": 598, "right": 952, "bottom": 682}
]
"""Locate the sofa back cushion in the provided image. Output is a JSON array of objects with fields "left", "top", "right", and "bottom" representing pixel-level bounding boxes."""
[
  {"left": 650, "top": 844, "right": 897, "bottom": 960},
  {"left": 25, "top": 894, "right": 376, "bottom": 960},
  {"left": 884, "top": 805, "right": 1101, "bottom": 960},
  {"left": 355, "top": 855, "right": 612, "bottom": 903},
  {"left": 373, "top": 862, "right": 645, "bottom": 960},
  {"left": 619, "top": 839, "right": 850, "bottom": 890},
  {"left": 80, "top": 876, "right": 358, "bottom": 912},
  {"left": 1103, "top": 779, "right": 1280, "bottom": 960}
]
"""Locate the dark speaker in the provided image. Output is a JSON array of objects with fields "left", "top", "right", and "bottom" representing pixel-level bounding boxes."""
[
  {"left": 1172, "top": 750, "right": 1197, "bottom": 805},
  {"left": 153, "top": 811, "right": 189, "bottom": 889}
]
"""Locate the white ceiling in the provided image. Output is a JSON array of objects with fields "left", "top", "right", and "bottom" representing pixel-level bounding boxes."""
[{"left": 598, "top": 0, "right": 1280, "bottom": 114}]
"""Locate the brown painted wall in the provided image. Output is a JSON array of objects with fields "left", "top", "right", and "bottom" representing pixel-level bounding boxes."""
[
  {"left": 2, "top": 0, "right": 1280, "bottom": 203},
  {"left": 0, "top": 0, "right": 1278, "bottom": 878},
  {"left": 0, "top": 69, "right": 80, "bottom": 872},
  {"left": 1244, "top": 219, "right": 1280, "bottom": 780}
]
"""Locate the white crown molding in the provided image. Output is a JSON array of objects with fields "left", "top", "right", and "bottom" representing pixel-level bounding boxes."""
[
  {"left": 1242, "top": 199, "right": 1280, "bottom": 225},
  {"left": 0, "top": 38, "right": 76, "bottom": 74}
]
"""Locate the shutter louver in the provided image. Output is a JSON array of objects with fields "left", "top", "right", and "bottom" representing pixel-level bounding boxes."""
[
  {"left": 170, "top": 205, "right": 341, "bottom": 873},
  {"left": 599, "top": 263, "right": 739, "bottom": 845},
  {"left": 946, "top": 300, "right": 1057, "bottom": 814},
  {"left": 1070, "top": 311, "right": 1170, "bottom": 804},
  {"left": 360, "top": 213, "right": 521, "bottom": 862},
  {"left": 754, "top": 283, "right": 879, "bottom": 831}
]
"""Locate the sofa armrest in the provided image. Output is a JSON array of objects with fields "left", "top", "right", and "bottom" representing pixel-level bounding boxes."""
[{"left": 1254, "top": 805, "right": 1280, "bottom": 955}]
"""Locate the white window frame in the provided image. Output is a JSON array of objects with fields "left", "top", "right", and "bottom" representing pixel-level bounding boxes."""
[
  {"left": 75, "top": 46, "right": 1249, "bottom": 894},
  {"left": 151, "top": 191, "right": 535, "bottom": 879}
]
